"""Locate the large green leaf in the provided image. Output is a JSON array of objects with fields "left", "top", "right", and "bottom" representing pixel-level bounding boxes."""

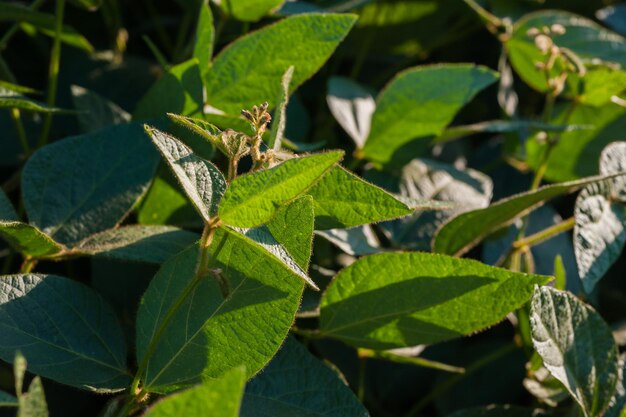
[
  {"left": 526, "top": 103, "right": 626, "bottom": 182},
  {"left": 204, "top": 14, "right": 356, "bottom": 115},
  {"left": 319, "top": 253, "right": 550, "bottom": 349},
  {"left": 0, "top": 274, "right": 130, "bottom": 391},
  {"left": 361, "top": 64, "right": 498, "bottom": 167},
  {"left": 70, "top": 85, "right": 130, "bottom": 133},
  {"left": 135, "top": 227, "right": 304, "bottom": 392},
  {"left": 218, "top": 151, "right": 343, "bottom": 228},
  {"left": 307, "top": 166, "right": 413, "bottom": 230},
  {"left": 134, "top": 59, "right": 203, "bottom": 120},
  {"left": 22, "top": 123, "right": 159, "bottom": 245},
  {"left": 530, "top": 286, "right": 619, "bottom": 417},
  {"left": 574, "top": 142, "right": 626, "bottom": 293},
  {"left": 0, "top": 190, "right": 17, "bottom": 221},
  {"left": 76, "top": 225, "right": 198, "bottom": 264},
  {"left": 241, "top": 338, "right": 368, "bottom": 417},
  {"left": 193, "top": 2, "right": 214, "bottom": 77},
  {"left": 0, "top": 222, "right": 64, "bottom": 258},
  {"left": 0, "top": 3, "right": 93, "bottom": 52},
  {"left": 143, "top": 367, "right": 245, "bottom": 417},
  {"left": 146, "top": 127, "right": 226, "bottom": 223},
  {"left": 507, "top": 10, "right": 626, "bottom": 92},
  {"left": 221, "top": 0, "right": 283, "bottom": 22},
  {"left": 433, "top": 174, "right": 624, "bottom": 256}
]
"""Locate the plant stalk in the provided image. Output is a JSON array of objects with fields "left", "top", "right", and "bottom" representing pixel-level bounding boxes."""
[
  {"left": 512, "top": 216, "right": 575, "bottom": 251},
  {"left": 10, "top": 109, "right": 31, "bottom": 156}
]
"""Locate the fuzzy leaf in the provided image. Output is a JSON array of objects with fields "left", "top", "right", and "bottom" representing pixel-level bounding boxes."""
[
  {"left": 22, "top": 123, "right": 159, "bottom": 245},
  {"left": 204, "top": 14, "right": 356, "bottom": 114},
  {"left": 530, "top": 286, "right": 619, "bottom": 417},
  {"left": 319, "top": 252, "right": 550, "bottom": 349},
  {"left": 361, "top": 64, "right": 498, "bottom": 166},
  {"left": 268, "top": 66, "right": 294, "bottom": 151},
  {"left": 0, "top": 190, "right": 17, "bottom": 221},
  {"left": 193, "top": 2, "right": 214, "bottom": 76},
  {"left": 241, "top": 338, "right": 369, "bottom": 417},
  {"left": 221, "top": 0, "right": 284, "bottom": 22},
  {"left": 136, "top": 227, "right": 304, "bottom": 392},
  {"left": 0, "top": 274, "right": 130, "bottom": 391},
  {"left": 327, "top": 76, "right": 375, "bottom": 149},
  {"left": 70, "top": 85, "right": 130, "bottom": 133},
  {"left": 219, "top": 151, "right": 343, "bottom": 228},
  {"left": 0, "top": 222, "right": 64, "bottom": 258}
]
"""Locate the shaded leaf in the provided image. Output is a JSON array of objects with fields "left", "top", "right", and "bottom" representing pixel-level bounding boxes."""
[
  {"left": 143, "top": 367, "right": 245, "bottom": 417},
  {"left": 219, "top": 151, "right": 343, "bottom": 228},
  {"left": 136, "top": 227, "right": 304, "bottom": 392},
  {"left": 327, "top": 76, "right": 375, "bottom": 148},
  {"left": 0, "top": 87, "right": 73, "bottom": 114},
  {"left": 433, "top": 174, "right": 624, "bottom": 256},
  {"left": 0, "top": 190, "right": 17, "bottom": 221},
  {"left": 361, "top": 64, "right": 498, "bottom": 166},
  {"left": 70, "top": 85, "right": 130, "bottom": 133},
  {"left": 320, "top": 252, "right": 550, "bottom": 349},
  {"left": 146, "top": 127, "right": 226, "bottom": 223},
  {"left": 316, "top": 225, "right": 380, "bottom": 256},
  {"left": 530, "top": 286, "right": 619, "bottom": 417},
  {"left": 76, "top": 225, "right": 198, "bottom": 264},
  {"left": 241, "top": 338, "right": 369, "bottom": 417},
  {"left": 0, "top": 391, "right": 17, "bottom": 407},
  {"left": 22, "top": 123, "right": 159, "bottom": 245},
  {"left": 0, "top": 274, "right": 130, "bottom": 391},
  {"left": 204, "top": 14, "right": 356, "bottom": 114}
]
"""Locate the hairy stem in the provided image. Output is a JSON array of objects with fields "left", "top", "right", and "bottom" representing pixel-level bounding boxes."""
[
  {"left": 512, "top": 216, "right": 575, "bottom": 251},
  {"left": 358, "top": 349, "right": 465, "bottom": 374},
  {"left": 10, "top": 109, "right": 30, "bottom": 157}
]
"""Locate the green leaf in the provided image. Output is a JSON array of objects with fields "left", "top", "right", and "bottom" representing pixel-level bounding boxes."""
[
  {"left": 235, "top": 195, "right": 316, "bottom": 289},
  {"left": 136, "top": 227, "right": 304, "bottom": 392},
  {"left": 327, "top": 76, "right": 375, "bottom": 149},
  {"left": 361, "top": 64, "right": 498, "bottom": 166},
  {"left": 507, "top": 11, "right": 626, "bottom": 92},
  {"left": 0, "top": 87, "right": 74, "bottom": 114},
  {"left": 221, "top": 0, "right": 284, "bottom": 22},
  {"left": 0, "top": 189, "right": 17, "bottom": 221},
  {"left": 319, "top": 252, "right": 550, "bottom": 349},
  {"left": 0, "top": 81, "right": 39, "bottom": 96},
  {"left": 193, "top": 2, "right": 214, "bottom": 77},
  {"left": 604, "top": 361, "right": 626, "bottom": 417},
  {"left": 70, "top": 85, "right": 130, "bottom": 133},
  {"left": 307, "top": 166, "right": 413, "bottom": 230},
  {"left": 76, "top": 225, "right": 198, "bottom": 264},
  {"left": 526, "top": 103, "right": 626, "bottom": 182},
  {"left": 241, "top": 338, "right": 368, "bottom": 417},
  {"left": 267, "top": 66, "right": 294, "bottom": 151},
  {"left": 0, "top": 222, "right": 64, "bottom": 258},
  {"left": 0, "top": 3, "right": 93, "bottom": 52},
  {"left": 134, "top": 59, "right": 204, "bottom": 120},
  {"left": 146, "top": 127, "right": 226, "bottom": 223},
  {"left": 0, "top": 274, "right": 130, "bottom": 391},
  {"left": 22, "top": 123, "right": 159, "bottom": 245},
  {"left": 18, "top": 377, "right": 48, "bottom": 417},
  {"left": 576, "top": 66, "right": 626, "bottom": 107},
  {"left": 448, "top": 405, "right": 545, "bottom": 417},
  {"left": 219, "top": 151, "right": 343, "bottom": 228},
  {"left": 0, "top": 390, "right": 17, "bottom": 407},
  {"left": 377, "top": 159, "right": 492, "bottom": 250},
  {"left": 204, "top": 13, "right": 357, "bottom": 115},
  {"left": 530, "top": 286, "right": 619, "bottom": 417},
  {"left": 433, "top": 174, "right": 625, "bottom": 256},
  {"left": 143, "top": 367, "right": 245, "bottom": 417}
]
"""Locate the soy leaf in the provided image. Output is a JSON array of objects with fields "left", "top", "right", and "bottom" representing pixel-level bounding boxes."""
[
  {"left": 530, "top": 286, "right": 619, "bottom": 417},
  {"left": 0, "top": 190, "right": 17, "bottom": 221},
  {"left": 316, "top": 226, "right": 381, "bottom": 256},
  {"left": 221, "top": 0, "right": 283, "bottom": 22},
  {"left": 18, "top": 377, "right": 48, "bottom": 417},
  {"left": 0, "top": 222, "right": 64, "bottom": 258},
  {"left": 319, "top": 252, "right": 550, "bottom": 349},
  {"left": 136, "top": 227, "right": 304, "bottom": 392},
  {"left": 327, "top": 76, "right": 375, "bottom": 149},
  {"left": 307, "top": 166, "right": 413, "bottom": 230},
  {"left": 576, "top": 66, "right": 626, "bottom": 107},
  {"left": 70, "top": 85, "right": 130, "bottom": 133},
  {"left": 134, "top": 59, "right": 203, "bottom": 120},
  {"left": 598, "top": 4, "right": 626, "bottom": 37},
  {"left": 0, "top": 96, "right": 71, "bottom": 114},
  {"left": 22, "top": 123, "right": 159, "bottom": 245},
  {"left": 361, "top": 64, "right": 498, "bottom": 166},
  {"left": 76, "top": 225, "right": 198, "bottom": 264},
  {"left": 204, "top": 14, "right": 357, "bottom": 114},
  {"left": 193, "top": 2, "right": 214, "bottom": 76},
  {"left": 0, "top": 391, "right": 17, "bottom": 407},
  {"left": 604, "top": 361, "right": 626, "bottom": 417},
  {"left": 146, "top": 127, "right": 226, "bottom": 223},
  {"left": 241, "top": 338, "right": 368, "bottom": 417},
  {"left": 0, "top": 274, "right": 130, "bottom": 391},
  {"left": 143, "top": 367, "right": 245, "bottom": 417},
  {"left": 267, "top": 66, "right": 294, "bottom": 151},
  {"left": 507, "top": 10, "right": 626, "bottom": 92},
  {"left": 433, "top": 174, "right": 625, "bottom": 256},
  {"left": 219, "top": 151, "right": 343, "bottom": 228}
]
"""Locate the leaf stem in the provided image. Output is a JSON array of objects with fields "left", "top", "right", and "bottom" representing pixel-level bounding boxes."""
[
  {"left": 10, "top": 109, "right": 31, "bottom": 157},
  {"left": 19, "top": 257, "right": 37, "bottom": 273},
  {"left": 512, "top": 216, "right": 575, "bottom": 251},
  {"left": 358, "top": 349, "right": 465, "bottom": 374},
  {"left": 404, "top": 343, "right": 518, "bottom": 417},
  {"left": 37, "top": 0, "right": 66, "bottom": 148}
]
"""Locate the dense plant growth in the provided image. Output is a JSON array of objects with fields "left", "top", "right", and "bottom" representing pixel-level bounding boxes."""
[{"left": 0, "top": 0, "right": 625, "bottom": 416}]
